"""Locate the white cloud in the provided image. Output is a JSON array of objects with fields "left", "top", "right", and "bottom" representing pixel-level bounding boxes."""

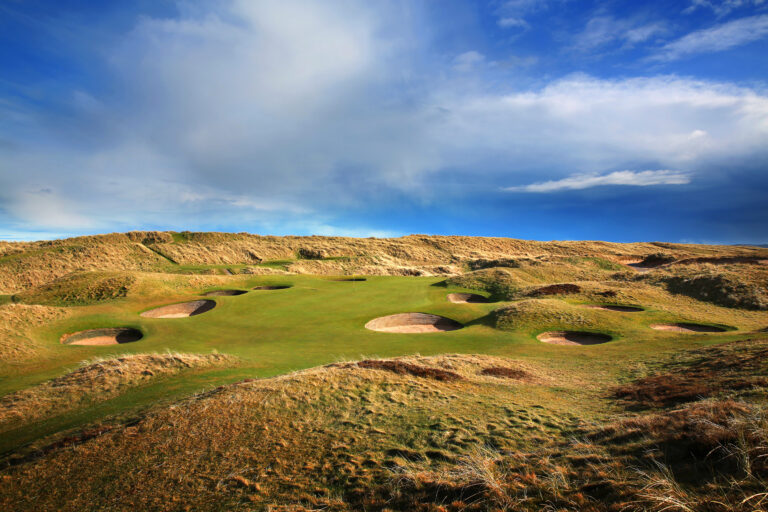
[
  {"left": 498, "top": 17, "right": 528, "bottom": 29},
  {"left": 431, "top": 75, "right": 768, "bottom": 175},
  {"left": 683, "top": 0, "right": 766, "bottom": 16},
  {"left": 453, "top": 51, "right": 485, "bottom": 71},
  {"left": 503, "top": 170, "right": 691, "bottom": 193},
  {"left": 495, "top": 0, "right": 555, "bottom": 28},
  {"left": 651, "top": 14, "right": 768, "bottom": 61},
  {"left": 1, "top": 1, "right": 768, "bottom": 233},
  {"left": 574, "top": 16, "right": 667, "bottom": 52}
]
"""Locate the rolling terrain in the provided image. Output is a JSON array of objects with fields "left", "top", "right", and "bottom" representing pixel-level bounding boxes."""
[{"left": 0, "top": 232, "right": 767, "bottom": 511}]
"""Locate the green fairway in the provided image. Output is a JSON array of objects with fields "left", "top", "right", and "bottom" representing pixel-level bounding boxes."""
[{"left": 0, "top": 273, "right": 760, "bottom": 455}]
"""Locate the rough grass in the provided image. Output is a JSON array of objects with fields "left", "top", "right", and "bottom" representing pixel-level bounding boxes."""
[
  {"left": 15, "top": 271, "right": 137, "bottom": 306},
  {"left": 0, "top": 303, "right": 70, "bottom": 362},
  {"left": 0, "top": 352, "right": 236, "bottom": 434},
  {"left": 648, "top": 264, "right": 768, "bottom": 311},
  {"left": 3, "top": 344, "right": 766, "bottom": 511},
  {"left": 492, "top": 298, "right": 598, "bottom": 331},
  {"left": 3, "top": 231, "right": 766, "bottom": 293}
]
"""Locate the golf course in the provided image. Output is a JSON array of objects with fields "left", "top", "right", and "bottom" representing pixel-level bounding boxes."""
[{"left": 0, "top": 232, "right": 766, "bottom": 510}]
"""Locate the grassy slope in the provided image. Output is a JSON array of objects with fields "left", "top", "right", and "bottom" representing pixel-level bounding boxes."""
[
  {"left": 0, "top": 270, "right": 765, "bottom": 454},
  {"left": 2, "top": 231, "right": 767, "bottom": 293},
  {"left": 0, "top": 234, "right": 767, "bottom": 510},
  {"left": 1, "top": 342, "right": 766, "bottom": 511}
]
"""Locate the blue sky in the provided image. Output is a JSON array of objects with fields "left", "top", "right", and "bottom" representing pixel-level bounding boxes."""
[{"left": 1, "top": 0, "right": 767, "bottom": 243}]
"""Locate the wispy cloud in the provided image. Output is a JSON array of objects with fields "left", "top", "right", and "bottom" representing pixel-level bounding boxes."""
[
  {"left": 453, "top": 50, "right": 485, "bottom": 71},
  {"left": 503, "top": 170, "right": 691, "bottom": 193},
  {"left": 574, "top": 16, "right": 667, "bottom": 52},
  {"left": 651, "top": 14, "right": 768, "bottom": 61},
  {"left": 683, "top": 0, "right": 766, "bottom": 17}
]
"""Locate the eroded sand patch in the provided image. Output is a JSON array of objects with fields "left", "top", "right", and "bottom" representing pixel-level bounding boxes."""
[
  {"left": 365, "top": 313, "right": 463, "bottom": 333},
  {"left": 61, "top": 328, "right": 143, "bottom": 346},
  {"left": 537, "top": 330, "right": 612, "bottom": 346},
  {"left": 140, "top": 300, "right": 216, "bottom": 319},
  {"left": 203, "top": 290, "right": 247, "bottom": 297},
  {"left": 447, "top": 293, "right": 490, "bottom": 304},
  {"left": 650, "top": 323, "right": 727, "bottom": 333}
]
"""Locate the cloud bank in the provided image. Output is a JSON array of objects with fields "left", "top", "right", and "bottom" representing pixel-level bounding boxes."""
[{"left": 1, "top": 0, "right": 767, "bottom": 239}]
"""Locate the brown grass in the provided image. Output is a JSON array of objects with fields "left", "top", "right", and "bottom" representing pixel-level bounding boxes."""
[
  {"left": 529, "top": 283, "right": 582, "bottom": 296},
  {"left": 0, "top": 352, "right": 236, "bottom": 433},
  {"left": 355, "top": 359, "right": 462, "bottom": 381},
  {"left": 0, "top": 303, "right": 70, "bottom": 362},
  {"left": 614, "top": 339, "right": 768, "bottom": 408},
  {"left": 3, "top": 231, "right": 766, "bottom": 293}
]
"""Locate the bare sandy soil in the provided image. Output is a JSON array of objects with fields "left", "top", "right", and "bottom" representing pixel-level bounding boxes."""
[
  {"left": 140, "top": 300, "right": 216, "bottom": 318},
  {"left": 61, "top": 328, "right": 143, "bottom": 345},
  {"left": 203, "top": 290, "right": 247, "bottom": 296},
  {"left": 650, "top": 323, "right": 727, "bottom": 333},
  {"left": 537, "top": 330, "right": 612, "bottom": 346},
  {"left": 365, "top": 313, "right": 463, "bottom": 333},
  {"left": 447, "top": 293, "right": 490, "bottom": 304}
]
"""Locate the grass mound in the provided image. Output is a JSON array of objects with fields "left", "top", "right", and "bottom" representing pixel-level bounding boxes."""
[
  {"left": 0, "top": 303, "right": 69, "bottom": 362},
  {"left": 445, "top": 268, "right": 524, "bottom": 300},
  {"left": 356, "top": 359, "right": 462, "bottom": 381},
  {"left": 492, "top": 299, "right": 597, "bottom": 331},
  {"left": 529, "top": 283, "right": 581, "bottom": 296},
  {"left": 0, "top": 352, "right": 236, "bottom": 435},
  {"left": 15, "top": 271, "right": 136, "bottom": 306},
  {"left": 657, "top": 267, "right": 768, "bottom": 310}
]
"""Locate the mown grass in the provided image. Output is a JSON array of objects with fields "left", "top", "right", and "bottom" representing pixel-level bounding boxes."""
[
  {"left": 1, "top": 250, "right": 767, "bottom": 510},
  {"left": 0, "top": 271, "right": 764, "bottom": 455}
]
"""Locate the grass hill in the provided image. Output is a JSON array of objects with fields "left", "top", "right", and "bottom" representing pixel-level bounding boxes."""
[
  {"left": 0, "top": 232, "right": 766, "bottom": 510},
  {"left": 2, "top": 231, "right": 766, "bottom": 293}
]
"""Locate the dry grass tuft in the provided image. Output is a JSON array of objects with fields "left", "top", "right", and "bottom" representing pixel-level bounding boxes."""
[
  {"left": 356, "top": 359, "right": 462, "bottom": 381},
  {"left": 0, "top": 303, "right": 70, "bottom": 362},
  {"left": 0, "top": 352, "right": 236, "bottom": 433}
]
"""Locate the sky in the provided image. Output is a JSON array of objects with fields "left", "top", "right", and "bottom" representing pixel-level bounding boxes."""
[{"left": 1, "top": 0, "right": 767, "bottom": 243}]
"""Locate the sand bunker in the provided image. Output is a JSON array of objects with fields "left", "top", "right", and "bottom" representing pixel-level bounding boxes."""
[
  {"left": 650, "top": 323, "right": 727, "bottom": 333},
  {"left": 334, "top": 277, "right": 366, "bottom": 282},
  {"left": 585, "top": 304, "right": 644, "bottom": 312},
  {"left": 447, "top": 293, "right": 490, "bottom": 304},
  {"left": 365, "top": 313, "right": 463, "bottom": 333},
  {"left": 252, "top": 285, "right": 291, "bottom": 290},
  {"left": 140, "top": 300, "right": 216, "bottom": 319},
  {"left": 62, "top": 327, "right": 143, "bottom": 346},
  {"left": 202, "top": 289, "right": 247, "bottom": 297},
  {"left": 537, "top": 331, "right": 612, "bottom": 346}
]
